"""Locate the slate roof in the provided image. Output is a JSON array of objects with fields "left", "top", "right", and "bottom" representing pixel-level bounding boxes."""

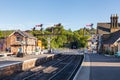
[
  {"left": 103, "top": 30, "right": 120, "bottom": 44},
  {"left": 9, "top": 30, "right": 36, "bottom": 39},
  {"left": 97, "top": 23, "right": 110, "bottom": 34},
  {"left": 97, "top": 23, "right": 120, "bottom": 34}
]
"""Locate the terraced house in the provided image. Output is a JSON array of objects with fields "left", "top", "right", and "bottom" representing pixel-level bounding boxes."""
[
  {"left": 97, "top": 14, "right": 120, "bottom": 54},
  {"left": 6, "top": 30, "right": 37, "bottom": 55}
]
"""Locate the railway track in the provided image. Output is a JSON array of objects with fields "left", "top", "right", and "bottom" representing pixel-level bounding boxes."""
[
  {"left": 3, "top": 54, "right": 83, "bottom": 80},
  {"left": 7, "top": 55, "right": 71, "bottom": 80},
  {"left": 48, "top": 56, "right": 83, "bottom": 80},
  {"left": 23, "top": 55, "right": 83, "bottom": 80},
  {"left": 22, "top": 55, "right": 74, "bottom": 80}
]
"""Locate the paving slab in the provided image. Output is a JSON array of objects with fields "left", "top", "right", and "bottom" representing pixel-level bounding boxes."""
[
  {"left": 73, "top": 53, "right": 90, "bottom": 80},
  {"left": 90, "top": 54, "right": 120, "bottom": 80},
  {"left": 74, "top": 53, "right": 120, "bottom": 80}
]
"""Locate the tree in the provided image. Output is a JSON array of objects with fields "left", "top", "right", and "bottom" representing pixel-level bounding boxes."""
[
  {"left": 0, "top": 30, "right": 2, "bottom": 38},
  {"left": 32, "top": 25, "right": 92, "bottom": 49}
]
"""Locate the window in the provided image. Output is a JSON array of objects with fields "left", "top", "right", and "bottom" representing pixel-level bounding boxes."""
[{"left": 16, "top": 37, "right": 22, "bottom": 41}]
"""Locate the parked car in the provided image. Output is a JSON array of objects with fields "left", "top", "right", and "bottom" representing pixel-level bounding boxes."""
[{"left": 114, "top": 51, "right": 120, "bottom": 57}]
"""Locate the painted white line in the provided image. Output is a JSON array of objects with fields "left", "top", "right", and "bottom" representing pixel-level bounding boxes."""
[
  {"left": 0, "top": 62, "right": 22, "bottom": 68},
  {"left": 73, "top": 54, "right": 90, "bottom": 80}
]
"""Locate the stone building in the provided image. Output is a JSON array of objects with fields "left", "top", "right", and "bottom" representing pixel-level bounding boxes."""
[
  {"left": 118, "top": 40, "right": 120, "bottom": 51},
  {"left": 0, "top": 38, "right": 6, "bottom": 51},
  {"left": 97, "top": 14, "right": 120, "bottom": 54},
  {"left": 87, "top": 35, "right": 97, "bottom": 53},
  {"left": 6, "top": 30, "right": 37, "bottom": 54}
]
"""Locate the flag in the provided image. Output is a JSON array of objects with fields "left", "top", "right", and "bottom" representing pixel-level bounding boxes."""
[
  {"left": 36, "top": 24, "right": 43, "bottom": 27},
  {"left": 86, "top": 23, "right": 93, "bottom": 27}
]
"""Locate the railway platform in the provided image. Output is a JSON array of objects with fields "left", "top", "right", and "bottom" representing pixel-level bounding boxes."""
[
  {"left": 74, "top": 53, "right": 120, "bottom": 80},
  {"left": 0, "top": 54, "right": 55, "bottom": 68},
  {"left": 0, "top": 53, "right": 58, "bottom": 79}
]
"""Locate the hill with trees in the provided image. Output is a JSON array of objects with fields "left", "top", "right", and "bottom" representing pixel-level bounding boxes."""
[
  {"left": 0, "top": 25, "right": 96, "bottom": 49},
  {"left": 31, "top": 24, "right": 95, "bottom": 49}
]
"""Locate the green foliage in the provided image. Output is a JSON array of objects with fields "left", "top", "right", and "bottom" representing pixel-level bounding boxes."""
[
  {"left": 0, "top": 30, "right": 14, "bottom": 38},
  {"left": 0, "top": 25, "right": 96, "bottom": 48},
  {"left": 0, "top": 31, "right": 2, "bottom": 38},
  {"left": 0, "top": 21, "right": 97, "bottom": 49},
  {"left": 0, "top": 26, "right": 95, "bottom": 49},
  {"left": 31, "top": 26, "right": 95, "bottom": 49}
]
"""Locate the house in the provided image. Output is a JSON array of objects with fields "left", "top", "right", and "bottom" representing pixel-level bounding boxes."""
[
  {"left": 0, "top": 38, "right": 6, "bottom": 51},
  {"left": 6, "top": 30, "right": 37, "bottom": 55},
  {"left": 97, "top": 14, "right": 120, "bottom": 54},
  {"left": 103, "top": 30, "right": 120, "bottom": 54},
  {"left": 87, "top": 35, "right": 97, "bottom": 53},
  {"left": 118, "top": 40, "right": 120, "bottom": 51}
]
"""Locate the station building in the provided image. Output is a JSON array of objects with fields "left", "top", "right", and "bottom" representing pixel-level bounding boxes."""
[
  {"left": 97, "top": 14, "right": 120, "bottom": 54},
  {"left": 5, "top": 30, "right": 37, "bottom": 55}
]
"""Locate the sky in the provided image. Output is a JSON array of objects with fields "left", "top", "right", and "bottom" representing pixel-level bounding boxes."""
[{"left": 0, "top": 0, "right": 120, "bottom": 31}]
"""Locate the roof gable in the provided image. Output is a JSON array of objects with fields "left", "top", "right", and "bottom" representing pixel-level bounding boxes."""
[
  {"left": 97, "top": 23, "right": 120, "bottom": 35},
  {"left": 103, "top": 30, "right": 120, "bottom": 44},
  {"left": 97, "top": 23, "right": 110, "bottom": 34},
  {"left": 9, "top": 30, "right": 36, "bottom": 39}
]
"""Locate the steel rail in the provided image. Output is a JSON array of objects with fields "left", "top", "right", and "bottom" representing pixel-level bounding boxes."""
[
  {"left": 48, "top": 55, "right": 83, "bottom": 80},
  {"left": 10, "top": 55, "right": 68, "bottom": 80},
  {"left": 67, "top": 56, "right": 83, "bottom": 80},
  {"left": 22, "top": 55, "right": 71, "bottom": 80},
  {"left": 48, "top": 56, "right": 76, "bottom": 80}
]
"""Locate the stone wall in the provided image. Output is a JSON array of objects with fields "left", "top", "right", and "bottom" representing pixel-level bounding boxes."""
[{"left": 0, "top": 62, "right": 22, "bottom": 79}]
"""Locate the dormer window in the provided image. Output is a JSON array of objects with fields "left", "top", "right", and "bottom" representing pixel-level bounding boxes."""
[
  {"left": 14, "top": 32, "right": 22, "bottom": 41},
  {"left": 16, "top": 36, "right": 22, "bottom": 41}
]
